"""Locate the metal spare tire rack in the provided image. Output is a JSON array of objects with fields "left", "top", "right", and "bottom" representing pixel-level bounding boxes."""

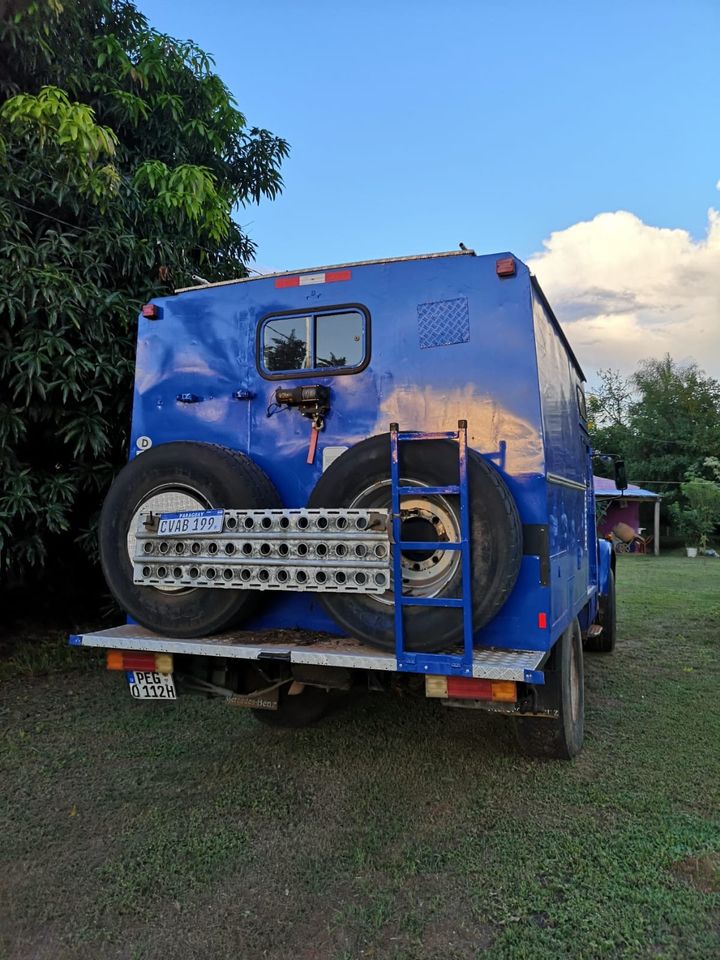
[{"left": 389, "top": 420, "right": 474, "bottom": 676}]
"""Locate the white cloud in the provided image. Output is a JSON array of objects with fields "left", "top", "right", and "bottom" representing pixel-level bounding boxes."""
[{"left": 527, "top": 208, "right": 720, "bottom": 383}]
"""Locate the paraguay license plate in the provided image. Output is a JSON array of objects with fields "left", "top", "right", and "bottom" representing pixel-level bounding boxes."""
[
  {"left": 127, "top": 670, "right": 177, "bottom": 700},
  {"left": 157, "top": 508, "right": 224, "bottom": 536}
]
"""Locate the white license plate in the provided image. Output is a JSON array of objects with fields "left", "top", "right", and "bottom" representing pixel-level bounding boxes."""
[
  {"left": 157, "top": 509, "right": 224, "bottom": 536},
  {"left": 127, "top": 670, "right": 177, "bottom": 700}
]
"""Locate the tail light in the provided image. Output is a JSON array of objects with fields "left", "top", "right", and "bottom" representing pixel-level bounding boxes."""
[
  {"left": 426, "top": 675, "right": 517, "bottom": 702},
  {"left": 106, "top": 650, "right": 173, "bottom": 673}
]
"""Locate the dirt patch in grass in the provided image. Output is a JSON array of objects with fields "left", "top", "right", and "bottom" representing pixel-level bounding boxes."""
[{"left": 671, "top": 853, "right": 720, "bottom": 893}]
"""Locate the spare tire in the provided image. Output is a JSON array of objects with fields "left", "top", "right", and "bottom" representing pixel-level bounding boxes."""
[
  {"left": 99, "top": 442, "right": 281, "bottom": 637},
  {"left": 307, "top": 433, "right": 522, "bottom": 652}
]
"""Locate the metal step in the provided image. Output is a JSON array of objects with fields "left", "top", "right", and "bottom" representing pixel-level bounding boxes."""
[
  {"left": 133, "top": 508, "right": 391, "bottom": 594},
  {"left": 69, "top": 625, "right": 547, "bottom": 683}
]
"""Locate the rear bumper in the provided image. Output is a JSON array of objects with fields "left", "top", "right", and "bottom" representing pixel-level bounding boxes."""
[{"left": 70, "top": 625, "right": 546, "bottom": 684}]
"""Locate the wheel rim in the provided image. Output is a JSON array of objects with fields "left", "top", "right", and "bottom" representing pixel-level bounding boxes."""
[
  {"left": 349, "top": 479, "right": 461, "bottom": 606},
  {"left": 126, "top": 484, "right": 209, "bottom": 594}
]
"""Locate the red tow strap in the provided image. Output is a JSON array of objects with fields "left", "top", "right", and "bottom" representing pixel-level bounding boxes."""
[{"left": 307, "top": 423, "right": 320, "bottom": 465}]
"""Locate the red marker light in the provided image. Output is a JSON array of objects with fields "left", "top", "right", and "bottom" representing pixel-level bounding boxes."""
[
  {"left": 538, "top": 612, "right": 548, "bottom": 629},
  {"left": 496, "top": 257, "right": 516, "bottom": 278},
  {"left": 447, "top": 677, "right": 493, "bottom": 699},
  {"left": 141, "top": 303, "right": 159, "bottom": 319}
]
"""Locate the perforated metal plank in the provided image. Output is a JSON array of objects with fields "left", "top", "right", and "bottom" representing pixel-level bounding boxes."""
[
  {"left": 133, "top": 507, "right": 391, "bottom": 594},
  {"left": 69, "top": 625, "right": 546, "bottom": 681}
]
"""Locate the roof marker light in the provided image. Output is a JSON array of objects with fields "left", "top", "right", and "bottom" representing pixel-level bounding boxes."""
[
  {"left": 496, "top": 257, "right": 516, "bottom": 278},
  {"left": 141, "top": 303, "right": 159, "bottom": 319}
]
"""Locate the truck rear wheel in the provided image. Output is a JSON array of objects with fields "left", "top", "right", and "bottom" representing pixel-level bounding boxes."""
[
  {"left": 307, "top": 433, "right": 522, "bottom": 652},
  {"left": 514, "top": 618, "right": 584, "bottom": 760},
  {"left": 99, "top": 442, "right": 281, "bottom": 637}
]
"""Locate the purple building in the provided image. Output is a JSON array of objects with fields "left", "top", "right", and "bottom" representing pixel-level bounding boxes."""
[{"left": 593, "top": 476, "right": 662, "bottom": 555}]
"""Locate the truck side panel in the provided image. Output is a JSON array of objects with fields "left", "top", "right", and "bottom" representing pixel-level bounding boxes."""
[{"left": 532, "top": 290, "right": 592, "bottom": 638}]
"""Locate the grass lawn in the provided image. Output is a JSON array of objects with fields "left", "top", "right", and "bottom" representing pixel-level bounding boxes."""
[{"left": 1, "top": 556, "right": 719, "bottom": 960}]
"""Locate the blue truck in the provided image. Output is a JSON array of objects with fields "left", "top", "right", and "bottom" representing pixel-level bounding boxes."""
[{"left": 71, "top": 248, "right": 620, "bottom": 759}]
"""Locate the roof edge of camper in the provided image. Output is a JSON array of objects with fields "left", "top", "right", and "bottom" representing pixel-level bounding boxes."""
[{"left": 173, "top": 249, "right": 478, "bottom": 294}]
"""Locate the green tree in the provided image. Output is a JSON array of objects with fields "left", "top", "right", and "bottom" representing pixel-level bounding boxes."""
[
  {"left": 587, "top": 368, "right": 634, "bottom": 479},
  {"left": 627, "top": 356, "right": 720, "bottom": 489},
  {"left": 669, "top": 479, "right": 720, "bottom": 550},
  {"left": 0, "top": 0, "right": 288, "bottom": 604},
  {"left": 589, "top": 356, "right": 720, "bottom": 498},
  {"left": 588, "top": 367, "right": 633, "bottom": 429}
]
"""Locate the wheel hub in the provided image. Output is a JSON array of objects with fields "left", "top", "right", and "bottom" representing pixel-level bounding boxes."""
[
  {"left": 127, "top": 485, "right": 208, "bottom": 593},
  {"left": 349, "top": 481, "right": 461, "bottom": 603}
]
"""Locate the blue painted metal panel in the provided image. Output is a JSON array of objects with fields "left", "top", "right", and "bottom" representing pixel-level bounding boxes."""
[
  {"left": 524, "top": 669, "right": 545, "bottom": 685},
  {"left": 529, "top": 282, "right": 596, "bottom": 644},
  {"left": 129, "top": 251, "right": 597, "bottom": 672},
  {"left": 546, "top": 482, "right": 589, "bottom": 635},
  {"left": 531, "top": 292, "right": 586, "bottom": 485},
  {"left": 397, "top": 652, "right": 473, "bottom": 677}
]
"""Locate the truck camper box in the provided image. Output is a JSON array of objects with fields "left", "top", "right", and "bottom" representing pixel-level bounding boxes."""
[{"left": 72, "top": 249, "right": 617, "bottom": 758}]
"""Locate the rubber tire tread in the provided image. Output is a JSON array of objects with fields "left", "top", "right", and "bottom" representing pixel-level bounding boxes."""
[
  {"left": 99, "top": 442, "right": 281, "bottom": 638},
  {"left": 585, "top": 569, "right": 617, "bottom": 653},
  {"left": 307, "top": 433, "right": 522, "bottom": 653},
  {"left": 514, "top": 618, "right": 585, "bottom": 760}
]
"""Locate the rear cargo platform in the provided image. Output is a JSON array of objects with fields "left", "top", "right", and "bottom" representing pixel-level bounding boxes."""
[{"left": 69, "top": 625, "right": 547, "bottom": 683}]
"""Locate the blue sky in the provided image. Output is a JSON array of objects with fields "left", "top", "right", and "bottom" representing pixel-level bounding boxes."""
[{"left": 142, "top": 0, "right": 720, "bottom": 375}]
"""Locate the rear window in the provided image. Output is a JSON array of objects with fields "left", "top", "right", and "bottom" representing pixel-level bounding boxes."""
[{"left": 258, "top": 306, "right": 369, "bottom": 378}]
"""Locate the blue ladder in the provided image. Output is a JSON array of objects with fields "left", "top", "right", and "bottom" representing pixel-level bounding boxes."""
[{"left": 389, "top": 420, "right": 474, "bottom": 676}]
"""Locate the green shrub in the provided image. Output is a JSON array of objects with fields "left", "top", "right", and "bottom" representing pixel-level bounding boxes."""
[{"left": 0, "top": 1, "right": 287, "bottom": 607}]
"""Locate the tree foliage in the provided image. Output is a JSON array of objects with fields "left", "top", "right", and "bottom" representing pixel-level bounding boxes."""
[
  {"left": 0, "top": 0, "right": 288, "bottom": 601},
  {"left": 669, "top": 480, "right": 720, "bottom": 549},
  {"left": 589, "top": 356, "right": 720, "bottom": 488},
  {"left": 589, "top": 355, "right": 720, "bottom": 539}
]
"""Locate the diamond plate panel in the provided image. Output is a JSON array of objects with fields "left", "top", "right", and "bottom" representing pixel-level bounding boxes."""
[
  {"left": 417, "top": 297, "right": 470, "bottom": 349},
  {"left": 72, "top": 625, "right": 546, "bottom": 681},
  {"left": 470, "top": 647, "right": 545, "bottom": 681}
]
